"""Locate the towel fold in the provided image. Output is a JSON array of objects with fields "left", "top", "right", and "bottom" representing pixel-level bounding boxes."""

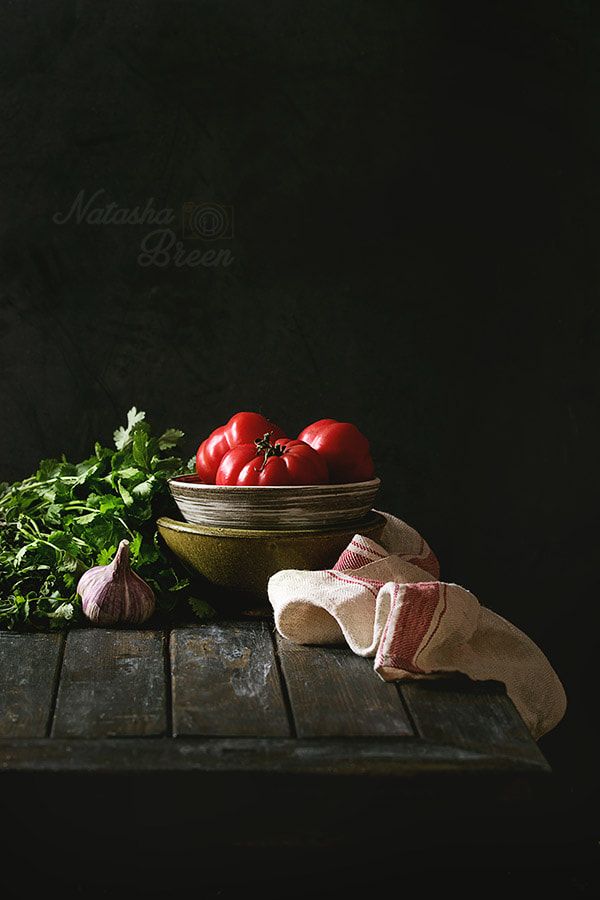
[{"left": 268, "top": 511, "right": 566, "bottom": 739}]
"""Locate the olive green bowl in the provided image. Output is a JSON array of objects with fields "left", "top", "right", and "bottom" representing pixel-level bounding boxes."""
[{"left": 157, "top": 512, "right": 385, "bottom": 597}]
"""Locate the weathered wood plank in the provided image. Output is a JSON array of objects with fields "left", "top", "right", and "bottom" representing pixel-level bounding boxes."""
[
  {"left": 0, "top": 633, "right": 63, "bottom": 738},
  {"left": 0, "top": 736, "right": 551, "bottom": 774},
  {"left": 52, "top": 630, "right": 167, "bottom": 738},
  {"left": 171, "top": 622, "right": 290, "bottom": 737},
  {"left": 400, "top": 678, "right": 548, "bottom": 767},
  {"left": 276, "top": 637, "right": 413, "bottom": 738}
]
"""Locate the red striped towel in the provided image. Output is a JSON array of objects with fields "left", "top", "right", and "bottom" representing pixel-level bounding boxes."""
[{"left": 268, "top": 511, "right": 566, "bottom": 739}]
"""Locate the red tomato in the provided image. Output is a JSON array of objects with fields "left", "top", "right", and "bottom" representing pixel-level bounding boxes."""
[
  {"left": 297, "top": 419, "right": 375, "bottom": 483},
  {"left": 216, "top": 436, "right": 328, "bottom": 486},
  {"left": 196, "top": 412, "right": 285, "bottom": 483}
]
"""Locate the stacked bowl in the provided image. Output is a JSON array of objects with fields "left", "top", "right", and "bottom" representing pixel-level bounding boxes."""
[{"left": 157, "top": 475, "right": 383, "bottom": 596}]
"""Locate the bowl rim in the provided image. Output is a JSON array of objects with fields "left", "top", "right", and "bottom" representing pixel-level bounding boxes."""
[{"left": 168, "top": 475, "right": 381, "bottom": 491}]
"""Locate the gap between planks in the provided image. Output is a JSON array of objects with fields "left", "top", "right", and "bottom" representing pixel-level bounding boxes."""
[
  {"left": 267, "top": 623, "right": 297, "bottom": 739},
  {"left": 45, "top": 632, "right": 67, "bottom": 737}
]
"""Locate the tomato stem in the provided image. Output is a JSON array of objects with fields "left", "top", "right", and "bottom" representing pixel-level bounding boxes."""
[{"left": 253, "top": 432, "right": 286, "bottom": 472}]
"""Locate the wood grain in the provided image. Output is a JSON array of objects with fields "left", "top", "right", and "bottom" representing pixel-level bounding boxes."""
[
  {"left": 276, "top": 637, "right": 413, "bottom": 737},
  {"left": 0, "top": 736, "right": 550, "bottom": 774},
  {"left": 0, "top": 621, "right": 551, "bottom": 779},
  {"left": 0, "top": 633, "right": 63, "bottom": 738},
  {"left": 52, "top": 630, "right": 167, "bottom": 738},
  {"left": 400, "top": 678, "right": 549, "bottom": 768},
  {"left": 170, "top": 622, "right": 290, "bottom": 737}
]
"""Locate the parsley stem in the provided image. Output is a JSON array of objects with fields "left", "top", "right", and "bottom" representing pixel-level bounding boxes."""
[
  {"left": 16, "top": 524, "right": 65, "bottom": 555},
  {"left": 116, "top": 516, "right": 135, "bottom": 539}
]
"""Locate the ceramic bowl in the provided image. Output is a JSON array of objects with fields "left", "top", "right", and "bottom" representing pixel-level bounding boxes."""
[
  {"left": 167, "top": 475, "right": 381, "bottom": 529},
  {"left": 157, "top": 511, "right": 386, "bottom": 597}
]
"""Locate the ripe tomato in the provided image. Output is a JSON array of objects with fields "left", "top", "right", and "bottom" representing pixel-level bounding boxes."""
[
  {"left": 297, "top": 419, "right": 375, "bottom": 483},
  {"left": 196, "top": 412, "right": 285, "bottom": 483},
  {"left": 216, "top": 435, "right": 329, "bottom": 486}
]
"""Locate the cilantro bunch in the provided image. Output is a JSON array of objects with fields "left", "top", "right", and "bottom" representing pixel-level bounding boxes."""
[{"left": 0, "top": 408, "right": 204, "bottom": 630}]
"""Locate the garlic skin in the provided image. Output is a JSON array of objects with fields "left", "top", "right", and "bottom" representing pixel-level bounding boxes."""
[{"left": 77, "top": 540, "right": 156, "bottom": 626}]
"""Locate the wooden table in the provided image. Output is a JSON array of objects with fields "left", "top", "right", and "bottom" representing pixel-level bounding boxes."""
[{"left": 0, "top": 618, "right": 553, "bottom": 896}]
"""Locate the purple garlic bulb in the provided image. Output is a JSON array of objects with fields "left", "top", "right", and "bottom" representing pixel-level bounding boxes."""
[{"left": 77, "top": 540, "right": 156, "bottom": 626}]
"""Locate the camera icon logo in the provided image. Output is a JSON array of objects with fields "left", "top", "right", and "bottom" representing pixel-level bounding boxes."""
[{"left": 182, "top": 202, "right": 233, "bottom": 240}]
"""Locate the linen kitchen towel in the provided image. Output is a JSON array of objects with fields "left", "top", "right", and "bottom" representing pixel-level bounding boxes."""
[{"left": 268, "top": 512, "right": 566, "bottom": 739}]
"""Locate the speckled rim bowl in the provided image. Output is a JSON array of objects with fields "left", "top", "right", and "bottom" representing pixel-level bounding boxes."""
[
  {"left": 168, "top": 475, "right": 381, "bottom": 529},
  {"left": 157, "top": 511, "right": 386, "bottom": 596}
]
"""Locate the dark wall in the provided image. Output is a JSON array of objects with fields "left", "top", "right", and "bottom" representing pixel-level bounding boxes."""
[{"left": 0, "top": 1, "right": 597, "bottom": 784}]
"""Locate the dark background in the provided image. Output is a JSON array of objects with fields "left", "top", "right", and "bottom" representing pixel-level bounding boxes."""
[{"left": 0, "top": 0, "right": 597, "bottom": 892}]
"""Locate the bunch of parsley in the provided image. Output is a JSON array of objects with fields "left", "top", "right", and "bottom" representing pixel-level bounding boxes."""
[{"left": 0, "top": 408, "right": 208, "bottom": 630}]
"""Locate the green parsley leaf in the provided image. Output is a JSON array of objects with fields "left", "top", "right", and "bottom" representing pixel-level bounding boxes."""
[
  {"left": 113, "top": 407, "right": 146, "bottom": 450},
  {"left": 158, "top": 428, "right": 185, "bottom": 450},
  {"left": 188, "top": 596, "right": 216, "bottom": 621}
]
